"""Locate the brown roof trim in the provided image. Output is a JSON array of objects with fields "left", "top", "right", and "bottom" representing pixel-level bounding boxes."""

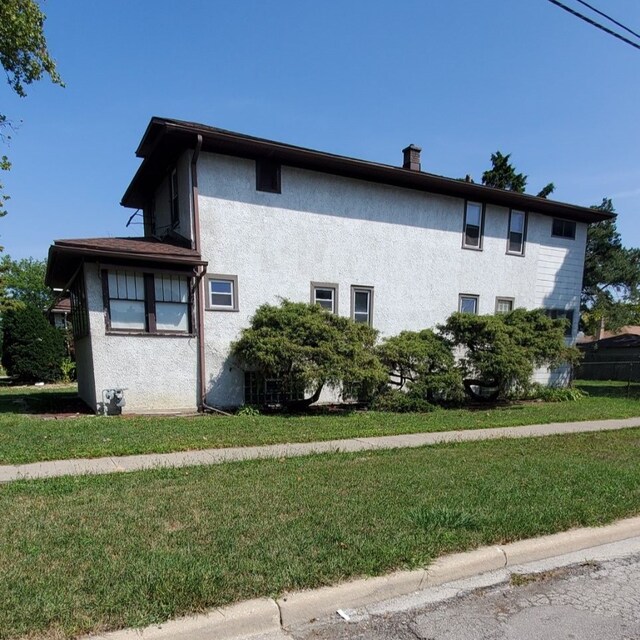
[
  {"left": 121, "top": 117, "right": 615, "bottom": 224},
  {"left": 45, "top": 236, "right": 206, "bottom": 289}
]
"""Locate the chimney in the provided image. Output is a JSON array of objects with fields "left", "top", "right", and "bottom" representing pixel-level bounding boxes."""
[{"left": 402, "top": 144, "right": 421, "bottom": 171}]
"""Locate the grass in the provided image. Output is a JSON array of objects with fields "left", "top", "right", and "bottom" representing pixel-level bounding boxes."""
[
  {"left": 1, "top": 428, "right": 640, "bottom": 638},
  {"left": 1, "top": 380, "right": 640, "bottom": 465}
]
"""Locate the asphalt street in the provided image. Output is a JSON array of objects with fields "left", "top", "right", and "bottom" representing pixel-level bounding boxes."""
[{"left": 287, "top": 552, "right": 640, "bottom": 640}]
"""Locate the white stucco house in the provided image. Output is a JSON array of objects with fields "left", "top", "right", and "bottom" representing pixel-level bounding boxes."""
[{"left": 45, "top": 117, "right": 613, "bottom": 414}]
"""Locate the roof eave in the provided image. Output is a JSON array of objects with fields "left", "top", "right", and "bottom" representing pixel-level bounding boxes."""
[{"left": 121, "top": 118, "right": 616, "bottom": 224}]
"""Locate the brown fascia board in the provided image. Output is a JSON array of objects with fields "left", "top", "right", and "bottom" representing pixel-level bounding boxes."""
[{"left": 121, "top": 117, "right": 615, "bottom": 224}]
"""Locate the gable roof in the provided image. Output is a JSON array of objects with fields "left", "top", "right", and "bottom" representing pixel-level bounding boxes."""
[
  {"left": 46, "top": 237, "right": 206, "bottom": 288},
  {"left": 121, "top": 117, "right": 615, "bottom": 225}
]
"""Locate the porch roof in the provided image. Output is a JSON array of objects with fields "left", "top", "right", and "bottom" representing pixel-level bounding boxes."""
[{"left": 46, "top": 236, "right": 206, "bottom": 289}]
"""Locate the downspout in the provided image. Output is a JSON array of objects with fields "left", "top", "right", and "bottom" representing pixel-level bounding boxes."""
[{"left": 190, "top": 134, "right": 207, "bottom": 412}]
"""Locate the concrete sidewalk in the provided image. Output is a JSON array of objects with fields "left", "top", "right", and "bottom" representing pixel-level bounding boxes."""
[{"left": 2, "top": 415, "right": 640, "bottom": 483}]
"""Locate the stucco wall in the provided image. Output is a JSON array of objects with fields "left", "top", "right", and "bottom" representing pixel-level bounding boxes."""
[
  {"left": 196, "top": 153, "right": 587, "bottom": 405},
  {"left": 83, "top": 263, "right": 199, "bottom": 413},
  {"left": 150, "top": 150, "right": 193, "bottom": 240}
]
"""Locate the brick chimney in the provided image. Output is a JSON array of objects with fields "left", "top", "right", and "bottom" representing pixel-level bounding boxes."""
[{"left": 402, "top": 144, "right": 421, "bottom": 171}]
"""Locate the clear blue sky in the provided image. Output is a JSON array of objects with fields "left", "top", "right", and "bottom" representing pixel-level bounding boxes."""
[{"left": 2, "top": 0, "right": 639, "bottom": 260}]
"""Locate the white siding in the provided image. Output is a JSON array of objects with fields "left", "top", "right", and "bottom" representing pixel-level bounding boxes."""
[{"left": 196, "top": 153, "right": 587, "bottom": 405}]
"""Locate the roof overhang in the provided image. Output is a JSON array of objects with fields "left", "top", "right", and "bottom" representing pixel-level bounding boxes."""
[
  {"left": 46, "top": 237, "right": 207, "bottom": 289},
  {"left": 121, "top": 117, "right": 615, "bottom": 225}
]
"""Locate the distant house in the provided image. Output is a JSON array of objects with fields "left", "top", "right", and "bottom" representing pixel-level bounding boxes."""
[
  {"left": 49, "top": 296, "right": 71, "bottom": 330},
  {"left": 45, "top": 118, "right": 613, "bottom": 414},
  {"left": 577, "top": 326, "right": 640, "bottom": 381}
]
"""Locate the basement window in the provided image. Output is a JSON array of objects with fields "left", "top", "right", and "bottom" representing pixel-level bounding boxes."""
[{"left": 256, "top": 159, "right": 281, "bottom": 193}]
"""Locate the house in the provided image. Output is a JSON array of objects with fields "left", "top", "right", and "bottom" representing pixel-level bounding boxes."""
[
  {"left": 49, "top": 295, "right": 71, "bottom": 330},
  {"left": 576, "top": 326, "right": 640, "bottom": 381},
  {"left": 45, "top": 117, "right": 613, "bottom": 414}
]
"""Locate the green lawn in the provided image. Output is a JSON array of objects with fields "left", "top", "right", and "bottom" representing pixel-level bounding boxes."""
[
  {"left": 0, "top": 381, "right": 639, "bottom": 465},
  {"left": 2, "top": 428, "right": 640, "bottom": 639}
]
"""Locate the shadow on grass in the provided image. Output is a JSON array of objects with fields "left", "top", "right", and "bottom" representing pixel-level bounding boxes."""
[
  {"left": 0, "top": 387, "right": 90, "bottom": 415},
  {"left": 574, "top": 380, "right": 640, "bottom": 400}
]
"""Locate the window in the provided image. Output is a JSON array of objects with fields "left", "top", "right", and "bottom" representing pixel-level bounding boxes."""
[
  {"left": 103, "top": 269, "right": 191, "bottom": 334},
  {"left": 545, "top": 308, "right": 575, "bottom": 337},
  {"left": 552, "top": 218, "right": 576, "bottom": 239},
  {"left": 495, "top": 297, "right": 514, "bottom": 314},
  {"left": 107, "top": 270, "right": 146, "bottom": 330},
  {"left": 311, "top": 282, "right": 338, "bottom": 313},
  {"left": 351, "top": 286, "right": 373, "bottom": 325},
  {"left": 170, "top": 169, "right": 179, "bottom": 227},
  {"left": 459, "top": 294, "right": 479, "bottom": 314},
  {"left": 463, "top": 201, "right": 484, "bottom": 249},
  {"left": 256, "top": 159, "right": 281, "bottom": 193},
  {"left": 154, "top": 274, "right": 190, "bottom": 332},
  {"left": 70, "top": 269, "right": 89, "bottom": 339},
  {"left": 207, "top": 275, "right": 238, "bottom": 311},
  {"left": 507, "top": 210, "right": 527, "bottom": 254}
]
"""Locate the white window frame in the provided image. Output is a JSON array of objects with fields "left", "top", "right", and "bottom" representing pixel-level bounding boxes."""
[
  {"left": 495, "top": 297, "right": 514, "bottom": 314},
  {"left": 351, "top": 285, "right": 374, "bottom": 326},
  {"left": 459, "top": 294, "right": 479, "bottom": 314},
  {"left": 310, "top": 282, "right": 338, "bottom": 314},
  {"left": 206, "top": 275, "right": 239, "bottom": 311},
  {"left": 507, "top": 209, "right": 527, "bottom": 255},
  {"left": 463, "top": 201, "right": 484, "bottom": 250}
]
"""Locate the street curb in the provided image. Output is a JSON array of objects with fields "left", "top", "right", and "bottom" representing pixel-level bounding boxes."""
[
  {"left": 85, "top": 516, "right": 640, "bottom": 639},
  {"left": 90, "top": 598, "right": 281, "bottom": 640},
  {"left": 277, "top": 515, "right": 640, "bottom": 628}
]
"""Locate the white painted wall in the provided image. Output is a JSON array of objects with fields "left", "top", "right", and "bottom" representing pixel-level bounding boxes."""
[
  {"left": 196, "top": 153, "right": 587, "bottom": 405},
  {"left": 82, "top": 263, "right": 199, "bottom": 413}
]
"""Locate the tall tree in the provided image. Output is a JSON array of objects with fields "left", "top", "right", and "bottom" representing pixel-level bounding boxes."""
[
  {"left": 0, "top": 0, "right": 63, "bottom": 218},
  {"left": 0, "top": 255, "right": 55, "bottom": 311},
  {"left": 482, "top": 151, "right": 528, "bottom": 192},
  {"left": 581, "top": 199, "right": 640, "bottom": 335}
]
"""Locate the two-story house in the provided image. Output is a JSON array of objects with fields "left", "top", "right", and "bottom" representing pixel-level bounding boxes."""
[{"left": 45, "top": 117, "right": 613, "bottom": 414}]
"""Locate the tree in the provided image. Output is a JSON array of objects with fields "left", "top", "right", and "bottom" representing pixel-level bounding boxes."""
[
  {"left": 581, "top": 198, "right": 640, "bottom": 335},
  {"left": 482, "top": 151, "right": 527, "bottom": 193},
  {"left": 376, "top": 329, "right": 463, "bottom": 404},
  {"left": 231, "top": 300, "right": 386, "bottom": 407},
  {"left": 2, "top": 303, "right": 65, "bottom": 381},
  {"left": 0, "top": 254, "right": 54, "bottom": 310},
  {"left": 0, "top": 0, "right": 63, "bottom": 217},
  {"left": 481, "top": 151, "right": 555, "bottom": 198},
  {"left": 439, "top": 309, "right": 578, "bottom": 400}
]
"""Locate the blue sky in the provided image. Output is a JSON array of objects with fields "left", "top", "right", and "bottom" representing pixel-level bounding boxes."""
[{"left": 2, "top": 0, "right": 639, "bottom": 260}]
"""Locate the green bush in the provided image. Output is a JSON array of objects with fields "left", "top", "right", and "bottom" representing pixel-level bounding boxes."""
[
  {"left": 377, "top": 329, "right": 464, "bottom": 405},
  {"left": 370, "top": 389, "right": 435, "bottom": 413},
  {"left": 1, "top": 304, "right": 65, "bottom": 382},
  {"left": 526, "top": 384, "right": 587, "bottom": 403},
  {"left": 232, "top": 300, "right": 387, "bottom": 408},
  {"left": 439, "top": 309, "right": 580, "bottom": 400}
]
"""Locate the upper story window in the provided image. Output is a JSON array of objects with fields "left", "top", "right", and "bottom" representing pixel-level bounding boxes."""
[
  {"left": 256, "top": 159, "right": 281, "bottom": 193},
  {"left": 311, "top": 282, "right": 338, "bottom": 313},
  {"left": 507, "top": 210, "right": 527, "bottom": 255},
  {"left": 463, "top": 201, "right": 484, "bottom": 249},
  {"left": 351, "top": 286, "right": 373, "bottom": 325},
  {"left": 495, "top": 297, "right": 514, "bottom": 314},
  {"left": 170, "top": 169, "right": 179, "bottom": 228},
  {"left": 552, "top": 218, "right": 576, "bottom": 240},
  {"left": 104, "top": 269, "right": 191, "bottom": 334},
  {"left": 459, "top": 294, "right": 479, "bottom": 314},
  {"left": 207, "top": 275, "right": 239, "bottom": 311},
  {"left": 545, "top": 308, "right": 575, "bottom": 337}
]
